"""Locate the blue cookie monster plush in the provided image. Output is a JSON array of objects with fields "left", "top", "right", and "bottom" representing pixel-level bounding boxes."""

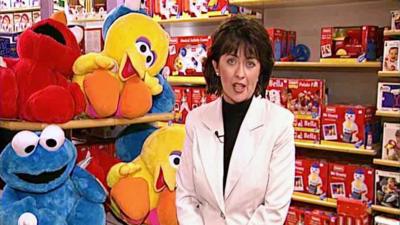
[{"left": 0, "top": 125, "right": 106, "bottom": 225}]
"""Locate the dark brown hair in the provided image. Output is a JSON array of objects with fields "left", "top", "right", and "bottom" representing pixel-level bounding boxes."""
[{"left": 203, "top": 16, "right": 274, "bottom": 97}]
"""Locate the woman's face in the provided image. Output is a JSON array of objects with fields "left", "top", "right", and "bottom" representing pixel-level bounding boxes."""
[{"left": 213, "top": 45, "right": 260, "bottom": 104}]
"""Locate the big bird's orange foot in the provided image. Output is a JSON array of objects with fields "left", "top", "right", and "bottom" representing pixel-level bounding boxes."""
[
  {"left": 110, "top": 176, "right": 150, "bottom": 225},
  {"left": 115, "top": 76, "right": 152, "bottom": 118},
  {"left": 84, "top": 70, "right": 121, "bottom": 118}
]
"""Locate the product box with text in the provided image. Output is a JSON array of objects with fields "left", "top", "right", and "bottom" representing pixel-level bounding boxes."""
[
  {"left": 383, "top": 40, "right": 400, "bottom": 72},
  {"left": 321, "top": 104, "right": 378, "bottom": 149},
  {"left": 377, "top": 82, "right": 400, "bottom": 112},
  {"left": 266, "top": 28, "right": 285, "bottom": 61},
  {"left": 295, "top": 158, "right": 328, "bottom": 196},
  {"left": 166, "top": 36, "right": 210, "bottom": 76},
  {"left": 173, "top": 86, "right": 192, "bottom": 123}
]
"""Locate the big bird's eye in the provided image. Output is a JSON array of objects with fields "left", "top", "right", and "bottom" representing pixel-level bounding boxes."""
[
  {"left": 135, "top": 40, "right": 156, "bottom": 68},
  {"left": 39, "top": 125, "right": 65, "bottom": 152},
  {"left": 11, "top": 131, "right": 39, "bottom": 157},
  {"left": 169, "top": 151, "right": 182, "bottom": 169}
]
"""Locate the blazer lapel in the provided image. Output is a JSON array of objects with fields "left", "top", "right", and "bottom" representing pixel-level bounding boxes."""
[
  {"left": 224, "top": 97, "right": 265, "bottom": 200},
  {"left": 198, "top": 98, "right": 225, "bottom": 212}
]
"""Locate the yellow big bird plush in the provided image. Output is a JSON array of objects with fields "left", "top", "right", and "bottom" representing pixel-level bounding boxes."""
[
  {"left": 72, "top": 2, "right": 169, "bottom": 118},
  {"left": 107, "top": 125, "right": 185, "bottom": 225}
]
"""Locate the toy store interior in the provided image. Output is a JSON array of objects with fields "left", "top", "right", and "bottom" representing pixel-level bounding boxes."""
[{"left": 0, "top": 0, "right": 400, "bottom": 224}]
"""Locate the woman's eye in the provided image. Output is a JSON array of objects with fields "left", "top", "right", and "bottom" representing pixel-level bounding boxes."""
[
  {"left": 227, "top": 58, "right": 236, "bottom": 65},
  {"left": 246, "top": 61, "right": 256, "bottom": 67}
]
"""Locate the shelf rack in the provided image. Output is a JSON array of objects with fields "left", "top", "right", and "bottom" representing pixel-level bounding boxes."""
[
  {"left": 373, "top": 159, "right": 400, "bottom": 168},
  {"left": 0, "top": 6, "right": 40, "bottom": 13},
  {"left": 291, "top": 192, "right": 337, "bottom": 208},
  {"left": 376, "top": 111, "right": 400, "bottom": 118},
  {"left": 384, "top": 29, "right": 400, "bottom": 37},
  {"left": 0, "top": 113, "right": 174, "bottom": 131},
  {"left": 378, "top": 71, "right": 400, "bottom": 78},
  {"left": 228, "top": 0, "right": 378, "bottom": 10},
  {"left": 295, "top": 141, "right": 377, "bottom": 156},
  {"left": 157, "top": 14, "right": 260, "bottom": 27},
  {"left": 371, "top": 205, "right": 400, "bottom": 216}
]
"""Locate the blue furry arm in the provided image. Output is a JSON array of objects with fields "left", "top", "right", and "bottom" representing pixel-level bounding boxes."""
[
  {"left": 71, "top": 166, "right": 107, "bottom": 203},
  {"left": 0, "top": 186, "right": 20, "bottom": 210}
]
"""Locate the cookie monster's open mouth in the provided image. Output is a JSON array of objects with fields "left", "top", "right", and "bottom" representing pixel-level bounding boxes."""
[
  {"left": 16, "top": 165, "right": 67, "bottom": 184},
  {"left": 121, "top": 57, "right": 138, "bottom": 80}
]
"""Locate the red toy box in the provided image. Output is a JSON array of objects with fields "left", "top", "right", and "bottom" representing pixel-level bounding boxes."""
[
  {"left": 287, "top": 31, "right": 297, "bottom": 59},
  {"left": 285, "top": 206, "right": 306, "bottom": 225},
  {"left": 266, "top": 28, "right": 286, "bottom": 61},
  {"left": 294, "top": 130, "right": 320, "bottom": 143},
  {"left": 173, "top": 86, "right": 192, "bottom": 123},
  {"left": 191, "top": 87, "right": 207, "bottom": 109},
  {"left": 328, "top": 163, "right": 374, "bottom": 203},
  {"left": 320, "top": 26, "right": 380, "bottom": 63},
  {"left": 304, "top": 210, "right": 337, "bottom": 225},
  {"left": 337, "top": 198, "right": 370, "bottom": 225},
  {"left": 267, "top": 78, "right": 289, "bottom": 108},
  {"left": 295, "top": 158, "right": 328, "bottom": 196},
  {"left": 153, "top": 0, "right": 181, "bottom": 19},
  {"left": 321, "top": 105, "right": 378, "bottom": 149}
]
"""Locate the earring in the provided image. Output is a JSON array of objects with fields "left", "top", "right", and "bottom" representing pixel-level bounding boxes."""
[{"left": 215, "top": 72, "right": 219, "bottom": 76}]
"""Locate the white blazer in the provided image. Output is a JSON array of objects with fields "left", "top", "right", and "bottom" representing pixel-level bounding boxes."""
[{"left": 176, "top": 96, "right": 295, "bottom": 225}]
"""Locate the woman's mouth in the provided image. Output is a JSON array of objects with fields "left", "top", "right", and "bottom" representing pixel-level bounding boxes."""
[{"left": 233, "top": 83, "right": 246, "bottom": 93}]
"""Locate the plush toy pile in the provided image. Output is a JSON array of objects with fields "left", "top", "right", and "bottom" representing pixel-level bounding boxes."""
[
  {"left": 0, "top": 125, "right": 106, "bottom": 225},
  {"left": 107, "top": 125, "right": 185, "bottom": 225}
]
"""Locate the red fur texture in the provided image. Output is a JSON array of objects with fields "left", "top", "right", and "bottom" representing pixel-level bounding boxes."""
[{"left": 0, "top": 19, "right": 85, "bottom": 123}]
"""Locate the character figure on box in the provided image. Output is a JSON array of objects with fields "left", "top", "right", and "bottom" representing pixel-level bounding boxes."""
[
  {"left": 308, "top": 163, "right": 323, "bottom": 195},
  {"left": 160, "top": 0, "right": 179, "bottom": 19},
  {"left": 268, "top": 89, "right": 282, "bottom": 106},
  {"left": 190, "top": 0, "right": 208, "bottom": 17},
  {"left": 384, "top": 129, "right": 400, "bottom": 161},
  {"left": 384, "top": 47, "right": 398, "bottom": 71},
  {"left": 341, "top": 109, "right": 359, "bottom": 143},
  {"left": 350, "top": 169, "right": 368, "bottom": 201}
]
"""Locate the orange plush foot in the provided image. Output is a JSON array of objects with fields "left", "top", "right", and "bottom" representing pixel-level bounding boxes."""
[
  {"left": 22, "top": 85, "right": 75, "bottom": 123},
  {"left": 83, "top": 70, "right": 120, "bottom": 118},
  {"left": 116, "top": 76, "right": 152, "bottom": 118},
  {"left": 157, "top": 189, "right": 178, "bottom": 225},
  {"left": 110, "top": 177, "right": 150, "bottom": 225}
]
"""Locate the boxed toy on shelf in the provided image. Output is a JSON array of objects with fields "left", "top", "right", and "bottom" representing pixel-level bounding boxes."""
[
  {"left": 173, "top": 86, "right": 192, "bottom": 123},
  {"left": 13, "top": 12, "right": 32, "bottom": 33},
  {"left": 391, "top": 10, "right": 400, "bottom": 30},
  {"left": 337, "top": 198, "right": 370, "bottom": 225},
  {"left": 0, "top": 13, "right": 14, "bottom": 33},
  {"left": 321, "top": 104, "right": 379, "bottom": 149},
  {"left": 383, "top": 41, "right": 400, "bottom": 72},
  {"left": 0, "top": 31, "right": 19, "bottom": 57},
  {"left": 295, "top": 158, "right": 328, "bottom": 196},
  {"left": 377, "top": 82, "right": 400, "bottom": 112},
  {"left": 304, "top": 209, "right": 337, "bottom": 225},
  {"left": 286, "top": 206, "right": 306, "bottom": 225},
  {"left": 375, "top": 170, "right": 400, "bottom": 209},
  {"left": 328, "top": 163, "right": 374, "bottom": 202},
  {"left": 320, "top": 25, "right": 381, "bottom": 62},
  {"left": 267, "top": 78, "right": 324, "bottom": 143},
  {"left": 166, "top": 35, "right": 210, "bottom": 76},
  {"left": 153, "top": 0, "right": 181, "bottom": 19},
  {"left": 266, "top": 28, "right": 286, "bottom": 61},
  {"left": 382, "top": 122, "right": 400, "bottom": 162},
  {"left": 374, "top": 216, "right": 400, "bottom": 225}
]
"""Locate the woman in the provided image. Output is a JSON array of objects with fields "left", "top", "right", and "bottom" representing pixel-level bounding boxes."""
[{"left": 176, "top": 16, "right": 295, "bottom": 225}]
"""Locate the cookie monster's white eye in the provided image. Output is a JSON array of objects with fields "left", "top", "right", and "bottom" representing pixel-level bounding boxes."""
[
  {"left": 39, "top": 125, "right": 65, "bottom": 152},
  {"left": 11, "top": 131, "right": 39, "bottom": 157},
  {"left": 169, "top": 151, "right": 182, "bottom": 169}
]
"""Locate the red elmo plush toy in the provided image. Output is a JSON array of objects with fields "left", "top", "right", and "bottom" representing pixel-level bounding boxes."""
[{"left": 0, "top": 17, "right": 85, "bottom": 123}]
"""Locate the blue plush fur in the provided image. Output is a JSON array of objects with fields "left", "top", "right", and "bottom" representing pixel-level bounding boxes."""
[
  {"left": 150, "top": 74, "right": 175, "bottom": 113},
  {"left": 115, "top": 123, "right": 157, "bottom": 162},
  {"left": 0, "top": 129, "right": 106, "bottom": 225}
]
